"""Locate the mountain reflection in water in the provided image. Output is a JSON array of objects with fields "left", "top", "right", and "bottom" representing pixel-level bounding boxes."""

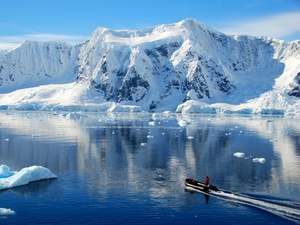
[{"left": 0, "top": 111, "right": 299, "bottom": 224}]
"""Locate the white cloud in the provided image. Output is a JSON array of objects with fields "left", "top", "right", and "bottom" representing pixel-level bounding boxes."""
[
  {"left": 0, "top": 34, "right": 89, "bottom": 51},
  {"left": 218, "top": 12, "right": 300, "bottom": 40}
]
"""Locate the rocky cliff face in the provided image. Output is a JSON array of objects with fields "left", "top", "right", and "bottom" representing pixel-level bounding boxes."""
[
  {"left": 0, "top": 18, "right": 299, "bottom": 111},
  {"left": 288, "top": 71, "right": 300, "bottom": 97}
]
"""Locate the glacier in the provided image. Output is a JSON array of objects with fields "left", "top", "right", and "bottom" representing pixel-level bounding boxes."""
[{"left": 0, "top": 18, "right": 299, "bottom": 116}]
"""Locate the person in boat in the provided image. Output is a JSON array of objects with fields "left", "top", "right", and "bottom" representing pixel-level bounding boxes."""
[{"left": 205, "top": 176, "right": 210, "bottom": 186}]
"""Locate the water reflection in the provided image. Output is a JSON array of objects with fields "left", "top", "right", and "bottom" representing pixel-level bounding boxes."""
[
  {"left": 185, "top": 188, "right": 210, "bottom": 204},
  {"left": 9, "top": 179, "right": 57, "bottom": 196},
  {"left": 0, "top": 112, "right": 299, "bottom": 203}
]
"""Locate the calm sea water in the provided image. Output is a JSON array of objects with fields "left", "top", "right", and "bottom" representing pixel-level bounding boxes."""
[{"left": 0, "top": 111, "right": 299, "bottom": 225}]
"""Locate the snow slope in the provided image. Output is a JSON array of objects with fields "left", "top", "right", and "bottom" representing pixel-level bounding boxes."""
[
  {"left": 0, "top": 41, "right": 79, "bottom": 93},
  {"left": 0, "top": 18, "right": 299, "bottom": 115}
]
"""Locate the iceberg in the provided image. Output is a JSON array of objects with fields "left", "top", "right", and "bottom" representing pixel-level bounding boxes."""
[
  {"left": 0, "top": 165, "right": 57, "bottom": 190},
  {"left": 0, "top": 165, "right": 13, "bottom": 178}
]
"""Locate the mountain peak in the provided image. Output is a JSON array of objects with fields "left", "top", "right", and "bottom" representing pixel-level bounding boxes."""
[
  {"left": 178, "top": 18, "right": 205, "bottom": 27},
  {"left": 86, "top": 18, "right": 226, "bottom": 47},
  {"left": 0, "top": 19, "right": 299, "bottom": 115}
]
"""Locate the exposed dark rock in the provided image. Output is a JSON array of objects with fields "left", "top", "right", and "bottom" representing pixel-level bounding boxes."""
[
  {"left": 118, "top": 68, "right": 150, "bottom": 102},
  {"left": 288, "top": 72, "right": 300, "bottom": 98}
]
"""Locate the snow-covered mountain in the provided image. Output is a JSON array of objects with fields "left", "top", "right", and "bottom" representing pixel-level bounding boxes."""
[
  {"left": 0, "top": 41, "right": 79, "bottom": 93},
  {"left": 0, "top": 18, "right": 299, "bottom": 115}
]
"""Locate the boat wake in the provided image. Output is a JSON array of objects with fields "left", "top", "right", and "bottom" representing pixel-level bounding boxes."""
[{"left": 185, "top": 187, "right": 300, "bottom": 224}]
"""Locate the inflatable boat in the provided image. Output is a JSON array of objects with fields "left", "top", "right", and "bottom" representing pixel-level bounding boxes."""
[{"left": 185, "top": 178, "right": 218, "bottom": 192}]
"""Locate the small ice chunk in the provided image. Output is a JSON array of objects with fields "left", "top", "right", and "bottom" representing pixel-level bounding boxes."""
[
  {"left": 233, "top": 152, "right": 245, "bottom": 158},
  {"left": 252, "top": 158, "right": 266, "bottom": 163},
  {"left": 65, "top": 112, "right": 87, "bottom": 120},
  {"left": 141, "top": 143, "right": 147, "bottom": 147},
  {"left": 178, "top": 119, "right": 190, "bottom": 127},
  {"left": 187, "top": 136, "right": 194, "bottom": 139},
  {"left": 148, "top": 121, "right": 155, "bottom": 126},
  {"left": 0, "top": 208, "right": 16, "bottom": 216}
]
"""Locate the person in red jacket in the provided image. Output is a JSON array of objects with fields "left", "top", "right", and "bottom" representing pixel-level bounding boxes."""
[{"left": 205, "top": 176, "right": 210, "bottom": 186}]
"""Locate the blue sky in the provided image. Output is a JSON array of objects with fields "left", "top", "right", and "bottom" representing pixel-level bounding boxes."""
[{"left": 0, "top": 0, "right": 300, "bottom": 50}]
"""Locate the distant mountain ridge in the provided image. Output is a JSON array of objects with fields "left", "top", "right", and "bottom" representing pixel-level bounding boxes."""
[
  {"left": 0, "top": 41, "right": 80, "bottom": 93},
  {"left": 0, "top": 18, "right": 299, "bottom": 114}
]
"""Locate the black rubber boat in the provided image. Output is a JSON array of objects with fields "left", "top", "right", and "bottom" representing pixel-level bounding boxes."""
[{"left": 185, "top": 178, "right": 218, "bottom": 192}]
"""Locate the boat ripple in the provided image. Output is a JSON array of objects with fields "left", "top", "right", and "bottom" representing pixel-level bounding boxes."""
[
  {"left": 213, "top": 190, "right": 300, "bottom": 223},
  {"left": 186, "top": 187, "right": 300, "bottom": 223}
]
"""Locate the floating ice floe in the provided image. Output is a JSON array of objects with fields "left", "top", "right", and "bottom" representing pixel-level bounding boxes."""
[
  {"left": 107, "top": 105, "right": 143, "bottom": 113},
  {"left": 233, "top": 153, "right": 266, "bottom": 164},
  {"left": 233, "top": 152, "right": 245, "bottom": 158},
  {"left": 178, "top": 119, "right": 190, "bottom": 127},
  {"left": 252, "top": 158, "right": 266, "bottom": 163},
  {"left": 148, "top": 121, "right": 155, "bottom": 126},
  {"left": 0, "top": 165, "right": 57, "bottom": 190},
  {"left": 0, "top": 208, "right": 16, "bottom": 216},
  {"left": 65, "top": 112, "right": 88, "bottom": 120}
]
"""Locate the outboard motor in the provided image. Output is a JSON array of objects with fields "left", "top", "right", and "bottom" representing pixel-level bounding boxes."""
[{"left": 210, "top": 185, "right": 218, "bottom": 191}]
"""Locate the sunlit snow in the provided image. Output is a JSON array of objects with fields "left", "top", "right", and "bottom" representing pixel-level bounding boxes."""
[{"left": 0, "top": 19, "right": 299, "bottom": 116}]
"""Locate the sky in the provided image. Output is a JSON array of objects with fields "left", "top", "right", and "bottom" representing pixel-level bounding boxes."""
[{"left": 0, "top": 0, "right": 300, "bottom": 50}]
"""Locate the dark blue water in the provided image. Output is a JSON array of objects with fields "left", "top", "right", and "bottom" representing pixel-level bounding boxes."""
[{"left": 0, "top": 112, "right": 299, "bottom": 224}]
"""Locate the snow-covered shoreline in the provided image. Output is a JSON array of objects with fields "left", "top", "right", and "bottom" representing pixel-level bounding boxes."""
[{"left": 0, "top": 90, "right": 299, "bottom": 117}]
